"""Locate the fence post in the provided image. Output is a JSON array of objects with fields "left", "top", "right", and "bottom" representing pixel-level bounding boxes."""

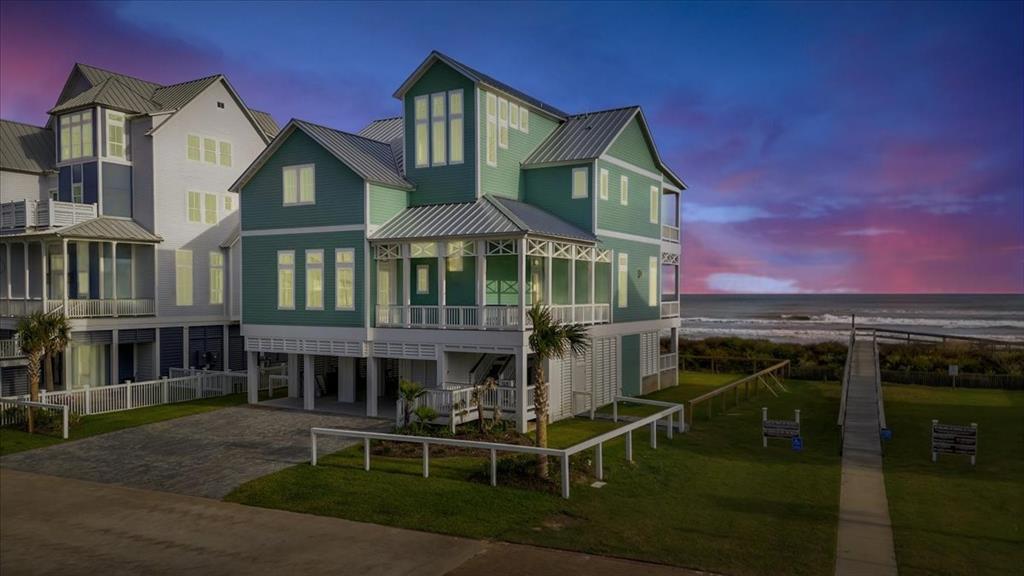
[
  {"left": 612, "top": 399, "right": 618, "bottom": 423},
  {"left": 162, "top": 379, "right": 169, "bottom": 404},
  {"left": 625, "top": 430, "right": 633, "bottom": 462},
  {"left": 85, "top": 388, "right": 91, "bottom": 415},
  {"left": 650, "top": 420, "right": 658, "bottom": 449},
  {"left": 422, "top": 442, "right": 430, "bottom": 478},
  {"left": 311, "top": 430, "right": 318, "bottom": 466},
  {"left": 678, "top": 406, "right": 686, "bottom": 433},
  {"left": 40, "top": 389, "right": 47, "bottom": 403},
  {"left": 561, "top": 454, "right": 570, "bottom": 499},
  {"left": 490, "top": 449, "right": 497, "bottom": 487},
  {"left": 595, "top": 442, "right": 604, "bottom": 481},
  {"left": 62, "top": 405, "right": 69, "bottom": 439},
  {"left": 127, "top": 383, "right": 133, "bottom": 410},
  {"left": 667, "top": 413, "right": 674, "bottom": 439},
  {"left": 364, "top": 438, "right": 371, "bottom": 471}
]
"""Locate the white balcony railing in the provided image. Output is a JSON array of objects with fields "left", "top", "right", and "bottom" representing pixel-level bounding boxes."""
[
  {"left": 661, "top": 224, "right": 680, "bottom": 243},
  {"left": 0, "top": 299, "right": 45, "bottom": 317},
  {"left": 0, "top": 337, "right": 21, "bottom": 359},
  {"left": 0, "top": 199, "right": 97, "bottom": 232},
  {"left": 0, "top": 298, "right": 153, "bottom": 319},
  {"left": 661, "top": 300, "right": 680, "bottom": 318},
  {"left": 377, "top": 305, "right": 522, "bottom": 330},
  {"left": 541, "top": 303, "right": 611, "bottom": 327},
  {"left": 660, "top": 352, "right": 678, "bottom": 371}
]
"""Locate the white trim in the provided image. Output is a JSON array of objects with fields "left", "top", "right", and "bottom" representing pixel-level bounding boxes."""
[
  {"left": 596, "top": 228, "right": 662, "bottom": 246},
  {"left": 241, "top": 224, "right": 365, "bottom": 237},
  {"left": 474, "top": 86, "right": 481, "bottom": 197},
  {"left": 649, "top": 185, "right": 659, "bottom": 224},
  {"left": 600, "top": 154, "right": 664, "bottom": 182},
  {"left": 242, "top": 323, "right": 368, "bottom": 342},
  {"left": 599, "top": 168, "right": 609, "bottom": 201}
]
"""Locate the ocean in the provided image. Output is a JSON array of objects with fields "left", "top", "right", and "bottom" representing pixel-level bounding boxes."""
[{"left": 679, "top": 294, "right": 1024, "bottom": 343}]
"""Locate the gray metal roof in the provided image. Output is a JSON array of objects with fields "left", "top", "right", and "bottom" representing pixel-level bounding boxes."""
[
  {"left": 359, "top": 117, "right": 403, "bottom": 142},
  {"left": 151, "top": 75, "right": 220, "bottom": 111},
  {"left": 249, "top": 110, "right": 280, "bottom": 138},
  {"left": 370, "top": 196, "right": 595, "bottom": 243},
  {"left": 17, "top": 217, "right": 162, "bottom": 243},
  {"left": 395, "top": 51, "right": 569, "bottom": 120},
  {"left": 71, "top": 64, "right": 162, "bottom": 102},
  {"left": 50, "top": 77, "right": 161, "bottom": 114},
  {"left": 523, "top": 107, "right": 638, "bottom": 166},
  {"left": 293, "top": 120, "right": 411, "bottom": 189},
  {"left": 0, "top": 120, "right": 55, "bottom": 174}
]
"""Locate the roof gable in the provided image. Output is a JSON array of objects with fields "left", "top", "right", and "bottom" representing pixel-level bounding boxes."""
[
  {"left": 146, "top": 76, "right": 275, "bottom": 144},
  {"left": 0, "top": 120, "right": 55, "bottom": 174}
]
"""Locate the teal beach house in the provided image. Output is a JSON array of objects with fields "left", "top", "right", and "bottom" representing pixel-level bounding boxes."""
[{"left": 232, "top": 51, "right": 685, "bottom": 431}]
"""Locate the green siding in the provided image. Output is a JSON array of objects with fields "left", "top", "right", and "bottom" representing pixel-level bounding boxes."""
[
  {"left": 600, "top": 236, "right": 660, "bottom": 323},
  {"left": 479, "top": 90, "right": 559, "bottom": 200},
  {"left": 368, "top": 183, "right": 408, "bottom": 225},
  {"left": 523, "top": 163, "right": 593, "bottom": 232},
  {"left": 404, "top": 62, "right": 476, "bottom": 205},
  {"left": 241, "top": 130, "right": 365, "bottom": 230},
  {"left": 409, "top": 258, "right": 438, "bottom": 305},
  {"left": 486, "top": 255, "right": 518, "bottom": 305},
  {"left": 242, "top": 232, "right": 365, "bottom": 326},
  {"left": 596, "top": 159, "right": 660, "bottom": 238},
  {"left": 445, "top": 256, "right": 476, "bottom": 306},
  {"left": 607, "top": 118, "right": 658, "bottom": 174},
  {"left": 620, "top": 334, "right": 641, "bottom": 396}
]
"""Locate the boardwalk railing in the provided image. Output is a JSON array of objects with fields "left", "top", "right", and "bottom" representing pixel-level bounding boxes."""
[
  {"left": 860, "top": 326, "right": 1023, "bottom": 350},
  {"left": 312, "top": 399, "right": 684, "bottom": 499},
  {"left": 686, "top": 360, "right": 790, "bottom": 428},
  {"left": 0, "top": 398, "right": 68, "bottom": 439}
]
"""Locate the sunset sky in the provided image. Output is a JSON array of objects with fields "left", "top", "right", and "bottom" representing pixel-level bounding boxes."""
[{"left": 2, "top": 1, "right": 1021, "bottom": 294}]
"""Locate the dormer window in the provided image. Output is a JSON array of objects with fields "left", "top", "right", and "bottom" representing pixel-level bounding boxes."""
[
  {"left": 106, "top": 112, "right": 126, "bottom": 160},
  {"left": 415, "top": 90, "right": 465, "bottom": 168},
  {"left": 60, "top": 111, "right": 93, "bottom": 161}
]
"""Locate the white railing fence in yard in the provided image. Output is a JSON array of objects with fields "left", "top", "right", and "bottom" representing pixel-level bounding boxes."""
[
  {"left": 0, "top": 398, "right": 68, "bottom": 439},
  {"left": 314, "top": 398, "right": 684, "bottom": 499},
  {"left": 396, "top": 383, "right": 535, "bottom": 431}
]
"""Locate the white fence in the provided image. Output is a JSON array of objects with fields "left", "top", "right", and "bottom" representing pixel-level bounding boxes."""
[
  {"left": 0, "top": 397, "right": 69, "bottom": 439},
  {"left": 661, "top": 224, "right": 680, "bottom": 243},
  {"left": 0, "top": 337, "right": 20, "bottom": 359},
  {"left": 65, "top": 298, "right": 155, "bottom": 318},
  {"left": 313, "top": 396, "right": 684, "bottom": 499},
  {"left": 397, "top": 383, "right": 534, "bottom": 431},
  {"left": 661, "top": 300, "right": 680, "bottom": 318},
  {"left": 660, "top": 352, "right": 678, "bottom": 371}
]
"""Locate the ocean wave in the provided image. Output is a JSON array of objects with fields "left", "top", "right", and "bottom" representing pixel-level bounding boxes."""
[
  {"left": 681, "top": 314, "right": 1024, "bottom": 330},
  {"left": 679, "top": 326, "right": 1024, "bottom": 344}
]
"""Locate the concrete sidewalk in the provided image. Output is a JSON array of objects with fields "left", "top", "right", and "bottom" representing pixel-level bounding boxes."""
[
  {"left": 834, "top": 340, "right": 898, "bottom": 576},
  {"left": 0, "top": 469, "right": 703, "bottom": 576}
]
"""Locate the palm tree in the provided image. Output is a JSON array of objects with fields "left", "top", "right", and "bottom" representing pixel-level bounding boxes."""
[
  {"left": 16, "top": 311, "right": 50, "bottom": 434},
  {"left": 398, "top": 379, "right": 426, "bottom": 428},
  {"left": 527, "top": 302, "right": 589, "bottom": 478},
  {"left": 471, "top": 376, "right": 499, "bottom": 432},
  {"left": 41, "top": 311, "right": 72, "bottom": 393}
]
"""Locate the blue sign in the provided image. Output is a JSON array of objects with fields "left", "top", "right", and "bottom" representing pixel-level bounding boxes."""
[
  {"left": 791, "top": 436, "right": 803, "bottom": 452},
  {"left": 881, "top": 428, "right": 893, "bottom": 441}
]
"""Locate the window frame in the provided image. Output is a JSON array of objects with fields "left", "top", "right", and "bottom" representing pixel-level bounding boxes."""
[
  {"left": 416, "top": 265, "right": 430, "bottom": 295},
  {"left": 571, "top": 167, "right": 589, "bottom": 199},
  {"left": 305, "top": 249, "right": 324, "bottom": 311},
  {"left": 648, "top": 256, "right": 658, "bottom": 307},
  {"left": 485, "top": 92, "right": 498, "bottom": 167},
  {"left": 106, "top": 111, "right": 126, "bottom": 160},
  {"left": 620, "top": 175, "right": 629, "bottom": 206},
  {"left": 187, "top": 134, "right": 201, "bottom": 161},
  {"left": 187, "top": 191, "right": 201, "bottom": 223},
  {"left": 649, "top": 185, "right": 659, "bottom": 224},
  {"left": 282, "top": 164, "right": 316, "bottom": 206},
  {"left": 277, "top": 250, "right": 295, "bottom": 310},
  {"left": 448, "top": 89, "right": 464, "bottom": 165},
  {"left": 497, "top": 97, "right": 509, "bottom": 149},
  {"left": 430, "top": 92, "right": 447, "bottom": 166},
  {"left": 71, "top": 164, "right": 84, "bottom": 204},
  {"left": 223, "top": 195, "right": 234, "bottom": 212},
  {"left": 219, "top": 140, "right": 232, "bottom": 167},
  {"left": 414, "top": 95, "right": 429, "bottom": 168},
  {"left": 520, "top": 107, "right": 529, "bottom": 133},
  {"left": 599, "top": 168, "right": 609, "bottom": 200},
  {"left": 209, "top": 251, "right": 224, "bottom": 305},
  {"left": 204, "top": 192, "right": 218, "bottom": 225},
  {"left": 60, "top": 111, "right": 93, "bottom": 161},
  {"left": 175, "top": 249, "right": 193, "bottom": 306},
  {"left": 335, "top": 248, "right": 355, "bottom": 311},
  {"left": 617, "top": 252, "right": 628, "bottom": 308},
  {"left": 509, "top": 102, "right": 519, "bottom": 129},
  {"left": 203, "top": 137, "right": 217, "bottom": 164}
]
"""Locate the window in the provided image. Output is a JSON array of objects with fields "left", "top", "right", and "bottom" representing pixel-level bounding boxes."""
[
  {"left": 485, "top": 92, "right": 497, "bottom": 166},
  {"left": 187, "top": 191, "right": 201, "bottom": 223},
  {"left": 572, "top": 167, "right": 589, "bottom": 199},
  {"left": 219, "top": 141, "right": 232, "bottom": 167},
  {"left": 650, "top": 185, "right": 659, "bottom": 223},
  {"left": 203, "top": 137, "right": 217, "bottom": 163},
  {"left": 76, "top": 242, "right": 89, "bottom": 297},
  {"left": 448, "top": 90, "right": 464, "bottom": 164},
  {"left": 277, "top": 251, "right": 295, "bottom": 309},
  {"left": 416, "top": 265, "right": 429, "bottom": 294},
  {"left": 498, "top": 97, "right": 509, "bottom": 149},
  {"left": 282, "top": 164, "right": 315, "bottom": 205},
  {"left": 204, "top": 192, "right": 218, "bottom": 224},
  {"left": 446, "top": 241, "right": 468, "bottom": 272},
  {"left": 335, "top": 248, "right": 355, "bottom": 310},
  {"left": 60, "top": 111, "right": 93, "bottom": 161},
  {"left": 175, "top": 250, "right": 193, "bottom": 306},
  {"left": 415, "top": 95, "right": 429, "bottom": 167},
  {"left": 599, "top": 168, "right": 609, "bottom": 200},
  {"left": 617, "top": 253, "right": 628, "bottom": 308},
  {"left": 106, "top": 112, "right": 126, "bottom": 160},
  {"left": 71, "top": 164, "right": 84, "bottom": 203},
  {"left": 430, "top": 92, "right": 447, "bottom": 166},
  {"left": 620, "top": 175, "right": 629, "bottom": 205},
  {"left": 187, "top": 134, "right": 201, "bottom": 161},
  {"left": 305, "top": 250, "right": 324, "bottom": 310},
  {"left": 649, "top": 256, "right": 658, "bottom": 306},
  {"left": 209, "top": 252, "right": 224, "bottom": 304},
  {"left": 224, "top": 195, "right": 234, "bottom": 212},
  {"left": 520, "top": 107, "right": 529, "bottom": 133},
  {"left": 509, "top": 102, "right": 519, "bottom": 129}
]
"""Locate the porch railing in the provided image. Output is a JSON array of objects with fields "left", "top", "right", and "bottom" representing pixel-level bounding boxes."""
[
  {"left": 541, "top": 303, "right": 611, "bottom": 327},
  {"left": 0, "top": 199, "right": 97, "bottom": 232},
  {"left": 65, "top": 298, "right": 155, "bottom": 318},
  {"left": 0, "top": 337, "right": 20, "bottom": 359},
  {"left": 377, "top": 305, "right": 522, "bottom": 330},
  {"left": 397, "top": 383, "right": 535, "bottom": 431},
  {"left": 0, "top": 299, "right": 44, "bottom": 317},
  {"left": 661, "top": 300, "right": 680, "bottom": 318},
  {"left": 661, "top": 224, "right": 680, "bottom": 243},
  {"left": 660, "top": 352, "right": 678, "bottom": 371}
]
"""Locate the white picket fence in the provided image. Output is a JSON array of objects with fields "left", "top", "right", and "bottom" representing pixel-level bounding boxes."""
[{"left": 0, "top": 397, "right": 69, "bottom": 438}]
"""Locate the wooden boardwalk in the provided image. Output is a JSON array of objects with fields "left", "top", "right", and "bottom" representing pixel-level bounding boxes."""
[{"left": 835, "top": 339, "right": 898, "bottom": 576}]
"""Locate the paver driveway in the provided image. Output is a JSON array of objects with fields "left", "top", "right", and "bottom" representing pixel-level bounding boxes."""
[{"left": 0, "top": 406, "right": 387, "bottom": 498}]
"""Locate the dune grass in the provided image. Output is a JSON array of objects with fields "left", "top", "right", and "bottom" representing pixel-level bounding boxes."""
[
  {"left": 227, "top": 376, "right": 842, "bottom": 576},
  {"left": 881, "top": 384, "right": 1024, "bottom": 576}
]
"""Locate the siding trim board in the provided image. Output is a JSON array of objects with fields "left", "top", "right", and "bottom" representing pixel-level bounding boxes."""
[{"left": 241, "top": 224, "right": 365, "bottom": 237}]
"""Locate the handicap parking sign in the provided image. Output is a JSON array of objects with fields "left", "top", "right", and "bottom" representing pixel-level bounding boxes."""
[{"left": 791, "top": 436, "right": 803, "bottom": 452}]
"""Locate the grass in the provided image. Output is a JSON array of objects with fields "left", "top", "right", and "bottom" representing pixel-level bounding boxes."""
[
  {"left": 881, "top": 384, "right": 1024, "bottom": 576},
  {"left": 0, "top": 393, "right": 247, "bottom": 456},
  {"left": 227, "top": 375, "right": 842, "bottom": 576},
  {"left": 597, "top": 371, "right": 744, "bottom": 418}
]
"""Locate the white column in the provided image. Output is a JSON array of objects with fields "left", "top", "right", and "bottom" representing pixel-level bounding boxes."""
[
  {"left": 5, "top": 243, "right": 11, "bottom": 299},
  {"left": 515, "top": 347, "right": 529, "bottom": 433},
  {"left": 40, "top": 242, "right": 48, "bottom": 306},
  {"left": 568, "top": 249, "right": 576, "bottom": 309},
  {"left": 111, "top": 241, "right": 118, "bottom": 307},
  {"left": 338, "top": 356, "right": 355, "bottom": 402},
  {"left": 246, "top": 351, "right": 259, "bottom": 404},
  {"left": 609, "top": 252, "right": 615, "bottom": 324},
  {"left": 98, "top": 243, "right": 105, "bottom": 300},
  {"left": 475, "top": 240, "right": 486, "bottom": 306},
  {"left": 437, "top": 242, "right": 446, "bottom": 326},
  {"left": 436, "top": 348, "right": 447, "bottom": 388},
  {"left": 366, "top": 356, "right": 378, "bottom": 417},
  {"left": 130, "top": 244, "right": 136, "bottom": 299},
  {"left": 544, "top": 244, "right": 552, "bottom": 306},
  {"left": 589, "top": 257, "right": 596, "bottom": 305},
  {"left": 22, "top": 243, "right": 29, "bottom": 301},
  {"left": 110, "top": 329, "right": 119, "bottom": 385},
  {"left": 517, "top": 238, "right": 527, "bottom": 328},
  {"left": 303, "top": 354, "right": 315, "bottom": 411},
  {"left": 287, "top": 353, "right": 299, "bottom": 398},
  {"left": 402, "top": 245, "right": 411, "bottom": 308}
]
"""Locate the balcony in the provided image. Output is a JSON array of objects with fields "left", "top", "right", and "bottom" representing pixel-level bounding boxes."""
[
  {"left": 537, "top": 303, "right": 611, "bottom": 327},
  {"left": 0, "top": 298, "right": 154, "bottom": 319},
  {"left": 0, "top": 199, "right": 97, "bottom": 234},
  {"left": 376, "top": 302, "right": 611, "bottom": 331},
  {"left": 661, "top": 224, "right": 680, "bottom": 243},
  {"left": 661, "top": 300, "right": 680, "bottom": 318},
  {"left": 0, "top": 336, "right": 21, "bottom": 359}
]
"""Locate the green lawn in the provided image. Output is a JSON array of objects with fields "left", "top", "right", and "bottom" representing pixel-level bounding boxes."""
[
  {"left": 227, "top": 376, "right": 842, "bottom": 576},
  {"left": 597, "top": 371, "right": 744, "bottom": 419},
  {"left": 882, "top": 384, "right": 1024, "bottom": 576},
  {"left": 0, "top": 393, "right": 248, "bottom": 456}
]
